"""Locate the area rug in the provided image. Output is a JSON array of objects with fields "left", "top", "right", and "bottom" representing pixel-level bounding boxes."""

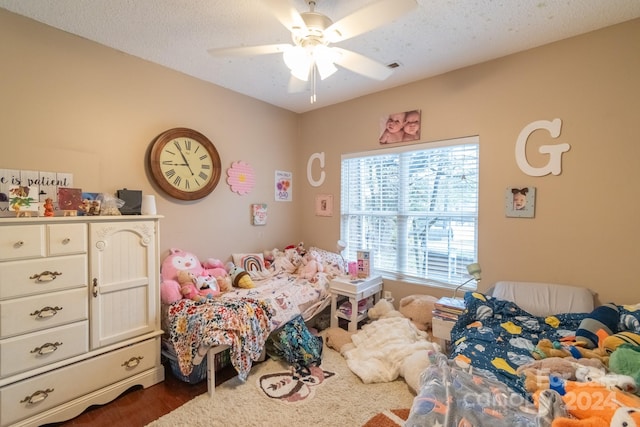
[
  {"left": 362, "top": 408, "right": 410, "bottom": 427},
  {"left": 256, "top": 363, "right": 336, "bottom": 404},
  {"left": 146, "top": 346, "right": 415, "bottom": 427}
]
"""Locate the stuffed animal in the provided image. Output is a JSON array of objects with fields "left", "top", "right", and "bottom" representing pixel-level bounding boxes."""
[
  {"left": 159, "top": 248, "right": 221, "bottom": 304},
  {"left": 575, "top": 303, "right": 620, "bottom": 349},
  {"left": 324, "top": 327, "right": 354, "bottom": 354},
  {"left": 367, "top": 299, "right": 404, "bottom": 320},
  {"left": 400, "top": 349, "right": 435, "bottom": 394},
  {"left": 541, "top": 379, "right": 640, "bottom": 427},
  {"left": 609, "top": 344, "right": 640, "bottom": 394},
  {"left": 517, "top": 357, "right": 607, "bottom": 394},
  {"left": 399, "top": 294, "right": 438, "bottom": 331},
  {"left": 532, "top": 339, "right": 609, "bottom": 364},
  {"left": 574, "top": 365, "right": 637, "bottom": 394},
  {"left": 202, "top": 258, "right": 229, "bottom": 279},
  {"left": 226, "top": 263, "right": 255, "bottom": 288},
  {"left": 602, "top": 332, "right": 640, "bottom": 355},
  {"left": 177, "top": 270, "right": 212, "bottom": 302},
  {"left": 298, "top": 250, "right": 324, "bottom": 281}
]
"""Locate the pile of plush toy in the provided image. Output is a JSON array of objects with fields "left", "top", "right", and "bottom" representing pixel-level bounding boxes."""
[
  {"left": 159, "top": 242, "right": 345, "bottom": 305},
  {"left": 521, "top": 302, "right": 640, "bottom": 426},
  {"left": 159, "top": 248, "right": 254, "bottom": 304}
]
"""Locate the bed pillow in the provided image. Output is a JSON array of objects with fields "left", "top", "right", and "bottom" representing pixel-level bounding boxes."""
[
  {"left": 491, "top": 281, "right": 595, "bottom": 317},
  {"left": 308, "top": 246, "right": 345, "bottom": 273},
  {"left": 232, "top": 253, "right": 266, "bottom": 272}
]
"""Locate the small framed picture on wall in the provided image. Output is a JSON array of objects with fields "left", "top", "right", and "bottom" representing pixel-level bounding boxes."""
[
  {"left": 315, "top": 194, "right": 333, "bottom": 217},
  {"left": 505, "top": 187, "right": 536, "bottom": 218}
]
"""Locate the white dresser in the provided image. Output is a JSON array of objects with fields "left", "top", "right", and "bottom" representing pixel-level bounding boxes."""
[{"left": 0, "top": 216, "right": 165, "bottom": 427}]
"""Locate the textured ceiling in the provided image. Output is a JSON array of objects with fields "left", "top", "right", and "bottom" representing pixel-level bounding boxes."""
[{"left": 2, "top": 0, "right": 639, "bottom": 113}]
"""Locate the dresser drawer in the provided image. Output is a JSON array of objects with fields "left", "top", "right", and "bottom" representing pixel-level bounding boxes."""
[
  {"left": 0, "top": 337, "right": 159, "bottom": 427},
  {"left": 0, "top": 288, "right": 88, "bottom": 339},
  {"left": 47, "top": 223, "right": 87, "bottom": 255},
  {"left": 0, "top": 321, "right": 88, "bottom": 378},
  {"left": 0, "top": 255, "right": 87, "bottom": 300},
  {"left": 0, "top": 225, "right": 45, "bottom": 261}
]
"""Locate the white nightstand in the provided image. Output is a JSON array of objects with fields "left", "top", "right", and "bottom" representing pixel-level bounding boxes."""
[{"left": 330, "top": 275, "right": 383, "bottom": 332}]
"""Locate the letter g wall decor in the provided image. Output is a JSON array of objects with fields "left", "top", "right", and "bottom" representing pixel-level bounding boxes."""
[{"left": 515, "top": 118, "right": 571, "bottom": 176}]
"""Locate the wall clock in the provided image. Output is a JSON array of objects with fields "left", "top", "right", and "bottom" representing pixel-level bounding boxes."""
[{"left": 148, "top": 127, "right": 221, "bottom": 200}]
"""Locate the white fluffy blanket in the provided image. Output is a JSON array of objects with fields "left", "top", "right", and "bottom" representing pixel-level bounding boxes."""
[{"left": 342, "top": 317, "right": 440, "bottom": 383}]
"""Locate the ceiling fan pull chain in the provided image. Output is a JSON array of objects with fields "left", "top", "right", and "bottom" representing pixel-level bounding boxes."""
[{"left": 311, "top": 64, "right": 317, "bottom": 104}]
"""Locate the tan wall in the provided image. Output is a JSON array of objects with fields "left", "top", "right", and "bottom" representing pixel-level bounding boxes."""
[
  {"left": 0, "top": 9, "right": 303, "bottom": 260},
  {"left": 2, "top": 8, "right": 639, "bottom": 305},
  {"left": 299, "top": 19, "right": 640, "bottom": 305}
]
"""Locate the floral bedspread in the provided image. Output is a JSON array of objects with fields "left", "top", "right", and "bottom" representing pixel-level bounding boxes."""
[
  {"left": 167, "top": 297, "right": 273, "bottom": 381},
  {"left": 165, "top": 272, "right": 332, "bottom": 382}
]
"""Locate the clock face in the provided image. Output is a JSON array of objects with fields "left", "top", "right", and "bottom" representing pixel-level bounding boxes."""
[{"left": 149, "top": 128, "right": 221, "bottom": 200}]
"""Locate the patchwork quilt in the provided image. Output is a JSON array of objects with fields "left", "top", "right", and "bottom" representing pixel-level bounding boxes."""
[{"left": 449, "top": 293, "right": 640, "bottom": 399}]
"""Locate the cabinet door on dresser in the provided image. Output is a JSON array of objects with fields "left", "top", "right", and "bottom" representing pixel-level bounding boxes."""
[{"left": 89, "top": 221, "right": 159, "bottom": 348}]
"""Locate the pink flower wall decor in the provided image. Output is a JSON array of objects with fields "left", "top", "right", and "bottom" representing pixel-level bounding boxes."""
[{"left": 226, "top": 161, "right": 255, "bottom": 195}]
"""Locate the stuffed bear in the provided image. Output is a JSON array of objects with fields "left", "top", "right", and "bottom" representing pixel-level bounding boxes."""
[
  {"left": 367, "top": 298, "right": 404, "bottom": 321},
  {"left": 160, "top": 248, "right": 221, "bottom": 304},
  {"left": 298, "top": 250, "right": 324, "bottom": 281},
  {"left": 177, "top": 270, "right": 213, "bottom": 302},
  {"left": 324, "top": 327, "right": 355, "bottom": 354},
  {"left": 399, "top": 294, "right": 438, "bottom": 331}
]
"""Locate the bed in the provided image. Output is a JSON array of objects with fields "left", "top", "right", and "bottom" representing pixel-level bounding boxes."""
[
  {"left": 406, "top": 281, "right": 640, "bottom": 426},
  {"left": 161, "top": 245, "right": 345, "bottom": 397}
]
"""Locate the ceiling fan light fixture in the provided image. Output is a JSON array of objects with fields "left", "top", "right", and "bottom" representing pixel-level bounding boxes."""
[
  {"left": 283, "top": 45, "right": 312, "bottom": 81},
  {"left": 313, "top": 45, "right": 338, "bottom": 80}
]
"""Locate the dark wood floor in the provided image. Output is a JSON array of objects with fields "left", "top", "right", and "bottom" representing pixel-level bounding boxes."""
[{"left": 43, "top": 361, "right": 237, "bottom": 427}]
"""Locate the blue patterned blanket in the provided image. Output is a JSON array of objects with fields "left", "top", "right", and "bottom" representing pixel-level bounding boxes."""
[{"left": 449, "top": 293, "right": 640, "bottom": 399}]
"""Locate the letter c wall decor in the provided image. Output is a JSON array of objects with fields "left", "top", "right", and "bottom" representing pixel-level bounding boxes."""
[{"left": 307, "top": 152, "right": 326, "bottom": 187}]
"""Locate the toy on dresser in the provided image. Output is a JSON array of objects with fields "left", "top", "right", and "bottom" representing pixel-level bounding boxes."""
[{"left": 160, "top": 248, "right": 226, "bottom": 304}]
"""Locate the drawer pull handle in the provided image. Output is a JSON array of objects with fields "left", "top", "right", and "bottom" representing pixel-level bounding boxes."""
[
  {"left": 15, "top": 240, "right": 25, "bottom": 248},
  {"left": 92, "top": 278, "right": 98, "bottom": 297},
  {"left": 122, "top": 356, "right": 144, "bottom": 368},
  {"left": 29, "top": 271, "right": 62, "bottom": 282},
  {"left": 30, "top": 306, "right": 64, "bottom": 318},
  {"left": 31, "top": 342, "right": 63, "bottom": 355},
  {"left": 20, "top": 388, "right": 55, "bottom": 405},
  {"left": 62, "top": 237, "right": 71, "bottom": 244}
]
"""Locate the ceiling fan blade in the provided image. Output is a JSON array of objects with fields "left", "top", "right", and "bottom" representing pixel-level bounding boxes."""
[
  {"left": 208, "top": 43, "right": 292, "bottom": 57},
  {"left": 325, "top": 0, "right": 417, "bottom": 43},
  {"left": 332, "top": 47, "right": 393, "bottom": 80},
  {"left": 263, "top": 0, "right": 307, "bottom": 34}
]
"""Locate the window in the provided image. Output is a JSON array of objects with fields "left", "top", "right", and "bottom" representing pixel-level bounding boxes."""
[{"left": 340, "top": 136, "right": 479, "bottom": 288}]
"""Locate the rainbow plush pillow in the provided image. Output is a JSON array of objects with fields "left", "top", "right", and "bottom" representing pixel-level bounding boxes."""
[{"left": 232, "top": 253, "right": 266, "bottom": 272}]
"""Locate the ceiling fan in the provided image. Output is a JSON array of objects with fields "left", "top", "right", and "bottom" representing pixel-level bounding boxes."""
[{"left": 208, "top": 0, "right": 417, "bottom": 101}]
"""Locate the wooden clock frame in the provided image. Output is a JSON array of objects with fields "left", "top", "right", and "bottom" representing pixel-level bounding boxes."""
[{"left": 148, "top": 128, "right": 221, "bottom": 201}]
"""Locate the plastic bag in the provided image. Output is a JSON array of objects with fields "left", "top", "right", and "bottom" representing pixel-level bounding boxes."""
[{"left": 97, "top": 193, "right": 125, "bottom": 216}]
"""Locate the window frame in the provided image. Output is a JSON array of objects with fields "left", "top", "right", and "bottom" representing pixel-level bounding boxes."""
[{"left": 340, "top": 135, "right": 480, "bottom": 290}]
